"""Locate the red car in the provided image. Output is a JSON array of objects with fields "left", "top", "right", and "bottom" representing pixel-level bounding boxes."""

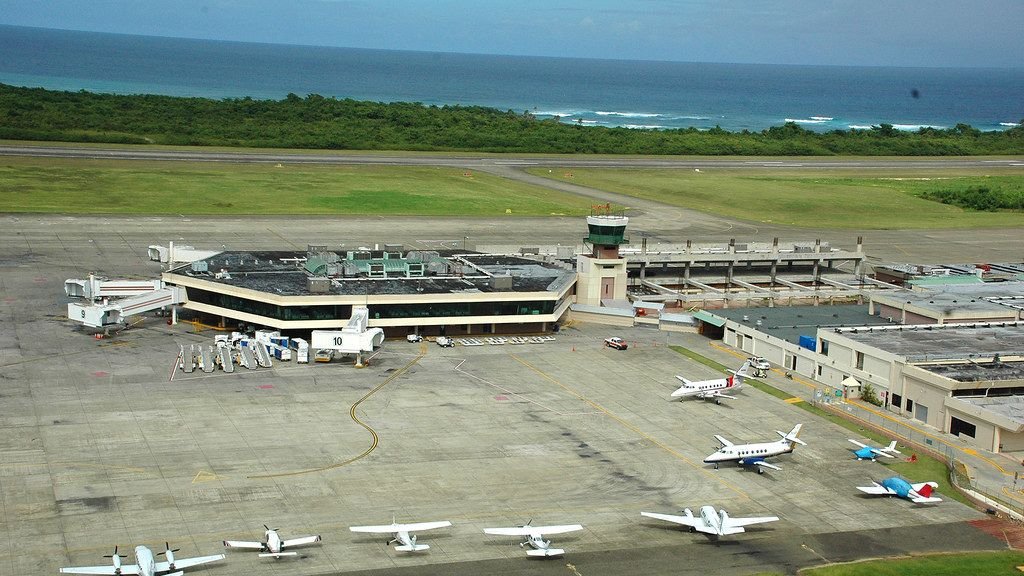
[{"left": 605, "top": 337, "right": 628, "bottom": 350}]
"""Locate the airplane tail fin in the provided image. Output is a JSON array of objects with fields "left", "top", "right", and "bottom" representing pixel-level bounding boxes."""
[
  {"left": 778, "top": 424, "right": 807, "bottom": 446},
  {"left": 675, "top": 375, "right": 692, "bottom": 385},
  {"left": 258, "top": 552, "right": 298, "bottom": 558},
  {"left": 883, "top": 440, "right": 902, "bottom": 454}
]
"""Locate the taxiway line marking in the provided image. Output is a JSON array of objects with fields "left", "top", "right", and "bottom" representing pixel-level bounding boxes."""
[
  {"left": 247, "top": 345, "right": 426, "bottom": 479},
  {"left": 511, "top": 354, "right": 750, "bottom": 501}
]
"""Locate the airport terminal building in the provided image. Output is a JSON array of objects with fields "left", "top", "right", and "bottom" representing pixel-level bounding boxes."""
[{"left": 165, "top": 245, "right": 576, "bottom": 337}]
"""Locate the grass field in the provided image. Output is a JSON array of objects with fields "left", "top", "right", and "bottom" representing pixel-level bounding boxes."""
[
  {"left": 0, "top": 157, "right": 598, "bottom": 216},
  {"left": 668, "top": 345, "right": 974, "bottom": 507},
  {"left": 800, "top": 551, "right": 1024, "bottom": 575},
  {"left": 531, "top": 168, "right": 1024, "bottom": 228}
]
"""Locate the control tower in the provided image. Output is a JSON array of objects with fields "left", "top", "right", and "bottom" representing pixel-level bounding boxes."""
[{"left": 576, "top": 205, "right": 629, "bottom": 307}]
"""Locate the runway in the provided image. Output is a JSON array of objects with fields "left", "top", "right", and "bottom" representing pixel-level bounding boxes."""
[{"left": 1, "top": 143, "right": 1023, "bottom": 170}]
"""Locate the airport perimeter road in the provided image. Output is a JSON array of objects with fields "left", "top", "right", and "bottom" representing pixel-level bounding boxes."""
[{"left": 1, "top": 143, "right": 1023, "bottom": 170}]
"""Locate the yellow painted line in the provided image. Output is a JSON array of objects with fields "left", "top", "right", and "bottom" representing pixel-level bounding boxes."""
[
  {"left": 191, "top": 470, "right": 224, "bottom": 483},
  {"left": 784, "top": 397, "right": 804, "bottom": 404},
  {"left": 511, "top": 355, "right": 750, "bottom": 501},
  {"left": 248, "top": 346, "right": 425, "bottom": 479},
  {"left": 1001, "top": 486, "right": 1024, "bottom": 506},
  {"left": 54, "top": 462, "right": 149, "bottom": 474},
  {"left": 963, "top": 448, "right": 978, "bottom": 456}
]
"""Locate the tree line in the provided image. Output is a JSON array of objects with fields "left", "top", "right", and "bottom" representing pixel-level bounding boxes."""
[{"left": 1, "top": 83, "right": 1022, "bottom": 155}]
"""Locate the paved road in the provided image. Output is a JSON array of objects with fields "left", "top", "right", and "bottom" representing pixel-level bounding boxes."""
[{"left": 2, "top": 144, "right": 1023, "bottom": 169}]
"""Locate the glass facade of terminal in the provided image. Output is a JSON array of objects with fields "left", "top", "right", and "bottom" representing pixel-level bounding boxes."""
[{"left": 186, "top": 287, "right": 556, "bottom": 321}]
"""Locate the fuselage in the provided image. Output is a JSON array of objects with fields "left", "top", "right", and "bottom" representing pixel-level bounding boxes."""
[
  {"left": 698, "top": 506, "right": 720, "bottom": 533},
  {"left": 266, "top": 530, "right": 282, "bottom": 553},
  {"left": 854, "top": 447, "right": 875, "bottom": 460},
  {"left": 704, "top": 440, "right": 792, "bottom": 465},
  {"left": 135, "top": 546, "right": 155, "bottom": 576},
  {"left": 882, "top": 476, "right": 913, "bottom": 497}
]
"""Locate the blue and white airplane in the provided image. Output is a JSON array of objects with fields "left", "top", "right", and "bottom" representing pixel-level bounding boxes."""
[
  {"left": 857, "top": 476, "right": 941, "bottom": 503},
  {"left": 704, "top": 424, "right": 806, "bottom": 474},
  {"left": 848, "top": 439, "right": 901, "bottom": 461}
]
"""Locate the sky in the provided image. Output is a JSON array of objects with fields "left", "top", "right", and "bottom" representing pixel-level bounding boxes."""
[{"left": 1, "top": 0, "right": 1022, "bottom": 68}]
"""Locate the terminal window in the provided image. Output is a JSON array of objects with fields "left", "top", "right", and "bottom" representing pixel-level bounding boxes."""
[{"left": 950, "top": 416, "right": 976, "bottom": 438}]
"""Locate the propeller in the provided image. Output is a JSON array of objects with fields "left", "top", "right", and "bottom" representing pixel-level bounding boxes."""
[
  {"left": 103, "top": 546, "right": 127, "bottom": 559},
  {"left": 160, "top": 542, "right": 181, "bottom": 555},
  {"left": 159, "top": 542, "right": 180, "bottom": 569},
  {"left": 264, "top": 524, "right": 279, "bottom": 532}
]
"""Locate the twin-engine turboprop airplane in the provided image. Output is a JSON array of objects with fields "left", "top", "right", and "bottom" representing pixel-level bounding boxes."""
[
  {"left": 349, "top": 519, "right": 452, "bottom": 552},
  {"left": 848, "top": 439, "right": 901, "bottom": 461},
  {"left": 60, "top": 543, "right": 224, "bottom": 576},
  {"left": 641, "top": 505, "right": 779, "bottom": 537},
  {"left": 671, "top": 356, "right": 753, "bottom": 401},
  {"left": 671, "top": 360, "right": 752, "bottom": 404},
  {"left": 483, "top": 522, "right": 583, "bottom": 557},
  {"left": 223, "top": 525, "right": 321, "bottom": 558},
  {"left": 704, "top": 424, "right": 806, "bottom": 473},
  {"left": 857, "top": 476, "right": 942, "bottom": 503}
]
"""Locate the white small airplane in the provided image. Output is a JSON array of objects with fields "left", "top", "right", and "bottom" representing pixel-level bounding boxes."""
[
  {"left": 483, "top": 522, "right": 583, "bottom": 557},
  {"left": 60, "top": 543, "right": 224, "bottom": 576},
  {"left": 848, "top": 439, "right": 901, "bottom": 461},
  {"left": 857, "top": 476, "right": 942, "bottom": 503},
  {"left": 349, "top": 519, "right": 452, "bottom": 552},
  {"left": 641, "top": 505, "right": 779, "bottom": 536},
  {"left": 223, "top": 525, "right": 321, "bottom": 558},
  {"left": 672, "top": 360, "right": 752, "bottom": 404},
  {"left": 704, "top": 424, "right": 806, "bottom": 474}
]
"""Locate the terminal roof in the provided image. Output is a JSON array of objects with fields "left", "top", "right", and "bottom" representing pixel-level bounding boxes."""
[{"left": 170, "top": 250, "right": 575, "bottom": 296}]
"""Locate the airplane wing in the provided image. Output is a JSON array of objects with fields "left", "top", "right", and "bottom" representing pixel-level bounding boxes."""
[
  {"left": 155, "top": 553, "right": 225, "bottom": 572},
  {"left": 704, "top": 391, "right": 737, "bottom": 400},
  {"left": 745, "top": 459, "right": 781, "bottom": 471},
  {"left": 484, "top": 524, "right": 582, "bottom": 536},
  {"left": 281, "top": 535, "right": 321, "bottom": 548},
  {"left": 848, "top": 439, "right": 869, "bottom": 449},
  {"left": 640, "top": 512, "right": 703, "bottom": 530},
  {"left": 350, "top": 524, "right": 397, "bottom": 533},
  {"left": 484, "top": 526, "right": 533, "bottom": 536},
  {"left": 856, "top": 482, "right": 895, "bottom": 496},
  {"left": 396, "top": 521, "right": 452, "bottom": 532},
  {"left": 713, "top": 435, "right": 733, "bottom": 447},
  {"left": 530, "top": 524, "right": 583, "bottom": 535},
  {"left": 722, "top": 515, "right": 780, "bottom": 529},
  {"left": 60, "top": 566, "right": 141, "bottom": 575},
  {"left": 223, "top": 540, "right": 264, "bottom": 549}
]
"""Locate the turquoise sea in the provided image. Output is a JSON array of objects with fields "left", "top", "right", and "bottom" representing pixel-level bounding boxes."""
[{"left": 1, "top": 24, "right": 1022, "bottom": 133}]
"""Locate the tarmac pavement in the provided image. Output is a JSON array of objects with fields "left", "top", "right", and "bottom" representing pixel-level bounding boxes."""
[{"left": 1, "top": 196, "right": 1022, "bottom": 575}]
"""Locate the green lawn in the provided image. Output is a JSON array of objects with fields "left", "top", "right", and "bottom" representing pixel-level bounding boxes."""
[
  {"left": 530, "top": 168, "right": 1024, "bottom": 228},
  {"left": 668, "top": 345, "right": 973, "bottom": 506},
  {"left": 0, "top": 157, "right": 597, "bottom": 216},
  {"left": 801, "top": 551, "right": 1024, "bottom": 576}
]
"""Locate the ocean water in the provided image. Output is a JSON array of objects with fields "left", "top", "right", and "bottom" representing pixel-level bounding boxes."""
[{"left": 1, "top": 24, "right": 1022, "bottom": 133}]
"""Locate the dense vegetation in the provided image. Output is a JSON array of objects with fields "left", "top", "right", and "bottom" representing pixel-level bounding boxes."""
[
  {"left": 1, "top": 83, "right": 1022, "bottom": 155},
  {"left": 919, "top": 185, "right": 1024, "bottom": 211}
]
